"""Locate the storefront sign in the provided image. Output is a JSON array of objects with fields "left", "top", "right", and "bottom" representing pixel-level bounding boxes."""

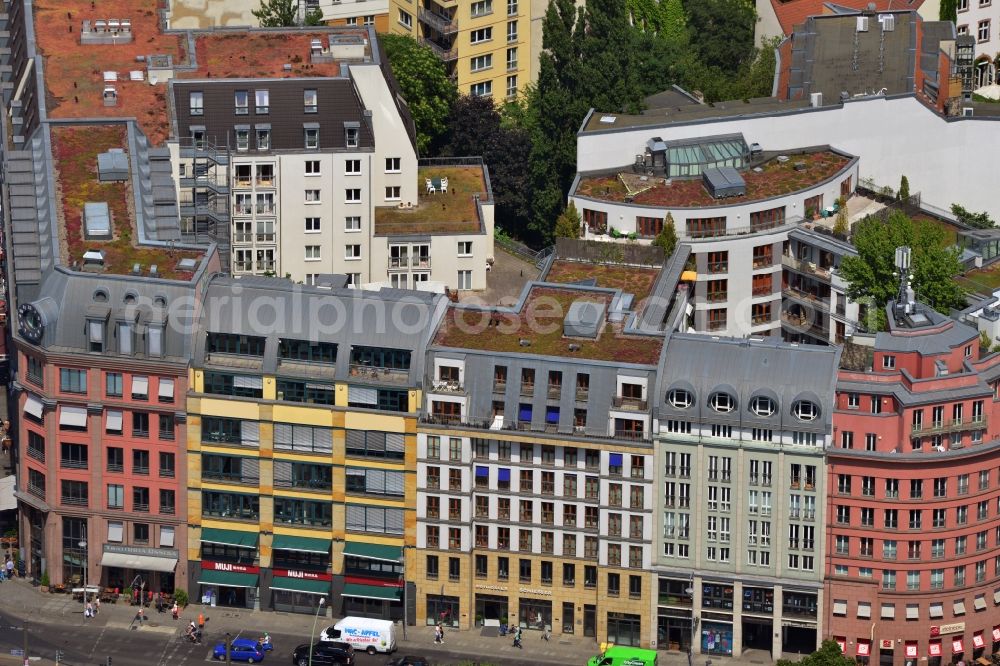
[
  {"left": 929, "top": 642, "right": 942, "bottom": 657},
  {"left": 835, "top": 638, "right": 847, "bottom": 654},
  {"left": 935, "top": 623, "right": 966, "bottom": 636},
  {"left": 475, "top": 584, "right": 508, "bottom": 592},
  {"left": 344, "top": 575, "right": 400, "bottom": 588},
  {"left": 973, "top": 634, "right": 985, "bottom": 649},
  {"left": 272, "top": 569, "right": 332, "bottom": 582},
  {"left": 201, "top": 561, "right": 260, "bottom": 574},
  {"left": 857, "top": 641, "right": 871, "bottom": 657},
  {"left": 952, "top": 638, "right": 964, "bottom": 654},
  {"left": 880, "top": 640, "right": 894, "bottom": 650},
  {"left": 518, "top": 587, "right": 553, "bottom": 596},
  {"left": 104, "top": 543, "right": 179, "bottom": 559},
  {"left": 992, "top": 627, "right": 1000, "bottom": 642},
  {"left": 905, "top": 643, "right": 918, "bottom": 658}
]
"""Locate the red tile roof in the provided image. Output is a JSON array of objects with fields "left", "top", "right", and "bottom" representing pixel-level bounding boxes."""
[{"left": 770, "top": 0, "right": 925, "bottom": 35}]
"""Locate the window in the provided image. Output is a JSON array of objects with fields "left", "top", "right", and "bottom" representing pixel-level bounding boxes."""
[
  {"left": 345, "top": 125, "right": 359, "bottom": 148},
  {"left": 305, "top": 189, "right": 321, "bottom": 203},
  {"left": 710, "top": 392, "right": 735, "bottom": 413},
  {"left": 304, "top": 127, "right": 319, "bottom": 149},
  {"left": 385, "top": 186, "right": 401, "bottom": 200},
  {"left": 256, "top": 128, "right": 270, "bottom": 150},
  {"left": 345, "top": 159, "right": 360, "bottom": 175},
  {"left": 346, "top": 189, "right": 361, "bottom": 203},
  {"left": 106, "top": 372, "right": 123, "bottom": 397},
  {"left": 398, "top": 9, "right": 412, "bottom": 28},
  {"left": 471, "top": 27, "right": 492, "bottom": 43},
  {"left": 304, "top": 217, "right": 321, "bottom": 234},
  {"left": 303, "top": 88, "right": 318, "bottom": 113},
  {"left": 234, "top": 90, "right": 249, "bottom": 115},
  {"left": 454, "top": 241, "right": 473, "bottom": 257},
  {"left": 235, "top": 127, "right": 249, "bottom": 151},
  {"left": 254, "top": 89, "right": 269, "bottom": 114},
  {"left": 345, "top": 216, "right": 361, "bottom": 232},
  {"left": 60, "top": 368, "right": 88, "bottom": 394},
  {"left": 304, "top": 246, "right": 320, "bottom": 261},
  {"left": 385, "top": 157, "right": 401, "bottom": 173},
  {"left": 107, "top": 484, "right": 123, "bottom": 509},
  {"left": 345, "top": 244, "right": 361, "bottom": 260},
  {"left": 471, "top": 81, "right": 492, "bottom": 97},
  {"left": 507, "top": 20, "right": 518, "bottom": 41},
  {"left": 979, "top": 19, "right": 990, "bottom": 42},
  {"left": 793, "top": 400, "right": 819, "bottom": 421},
  {"left": 302, "top": 160, "right": 321, "bottom": 177},
  {"left": 471, "top": 54, "right": 493, "bottom": 72},
  {"left": 882, "top": 355, "right": 896, "bottom": 369},
  {"left": 458, "top": 270, "right": 472, "bottom": 290},
  {"left": 189, "top": 91, "right": 203, "bottom": 115},
  {"left": 472, "top": 0, "right": 492, "bottom": 15},
  {"left": 506, "top": 47, "right": 518, "bottom": 70}
]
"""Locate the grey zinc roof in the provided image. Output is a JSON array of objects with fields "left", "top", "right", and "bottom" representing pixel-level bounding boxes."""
[
  {"left": 877, "top": 306, "right": 979, "bottom": 354},
  {"left": 788, "top": 227, "right": 857, "bottom": 257},
  {"left": 195, "top": 277, "right": 448, "bottom": 384},
  {"left": 22, "top": 268, "right": 202, "bottom": 362},
  {"left": 657, "top": 333, "right": 841, "bottom": 433}
]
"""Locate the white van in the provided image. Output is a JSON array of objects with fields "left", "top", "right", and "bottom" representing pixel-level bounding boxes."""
[{"left": 320, "top": 617, "right": 397, "bottom": 655}]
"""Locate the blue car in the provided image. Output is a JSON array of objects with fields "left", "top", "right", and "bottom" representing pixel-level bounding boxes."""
[{"left": 213, "top": 638, "right": 266, "bottom": 663}]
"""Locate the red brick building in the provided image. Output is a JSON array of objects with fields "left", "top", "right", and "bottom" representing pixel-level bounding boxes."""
[{"left": 826, "top": 303, "right": 1000, "bottom": 666}]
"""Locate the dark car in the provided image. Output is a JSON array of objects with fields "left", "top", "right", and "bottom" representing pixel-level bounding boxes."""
[
  {"left": 214, "top": 638, "right": 266, "bottom": 663},
  {"left": 292, "top": 642, "right": 354, "bottom": 666},
  {"left": 386, "top": 657, "right": 429, "bottom": 666}
]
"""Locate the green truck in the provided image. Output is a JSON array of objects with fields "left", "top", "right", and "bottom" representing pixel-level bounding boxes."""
[{"left": 587, "top": 646, "right": 659, "bottom": 666}]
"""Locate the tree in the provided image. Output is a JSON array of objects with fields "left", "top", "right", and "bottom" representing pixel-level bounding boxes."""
[
  {"left": 940, "top": 0, "right": 958, "bottom": 22},
  {"left": 981, "top": 329, "right": 993, "bottom": 353},
  {"left": 653, "top": 213, "right": 678, "bottom": 256},
  {"left": 898, "top": 175, "right": 910, "bottom": 202},
  {"left": 442, "top": 94, "right": 533, "bottom": 237},
  {"left": 554, "top": 202, "right": 582, "bottom": 238},
  {"left": 833, "top": 207, "right": 849, "bottom": 238},
  {"left": 682, "top": 0, "right": 757, "bottom": 75},
  {"left": 951, "top": 203, "right": 995, "bottom": 229},
  {"left": 840, "top": 212, "right": 965, "bottom": 322},
  {"left": 304, "top": 8, "right": 324, "bottom": 25},
  {"left": 252, "top": 0, "right": 297, "bottom": 26},
  {"left": 381, "top": 35, "right": 457, "bottom": 154},
  {"left": 777, "top": 640, "right": 856, "bottom": 666}
]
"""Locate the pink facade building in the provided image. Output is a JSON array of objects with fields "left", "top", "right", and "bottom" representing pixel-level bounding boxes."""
[{"left": 826, "top": 303, "right": 1000, "bottom": 666}]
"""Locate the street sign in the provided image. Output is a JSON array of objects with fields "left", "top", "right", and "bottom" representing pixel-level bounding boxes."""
[{"left": 9, "top": 648, "right": 23, "bottom": 656}]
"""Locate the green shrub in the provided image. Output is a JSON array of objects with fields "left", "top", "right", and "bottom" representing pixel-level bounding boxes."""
[{"left": 174, "top": 589, "right": 189, "bottom": 607}]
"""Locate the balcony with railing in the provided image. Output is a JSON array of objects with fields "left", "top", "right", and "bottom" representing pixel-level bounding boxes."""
[
  {"left": 912, "top": 415, "right": 987, "bottom": 436},
  {"left": 419, "top": 413, "right": 652, "bottom": 443},
  {"left": 418, "top": 7, "right": 458, "bottom": 34},
  {"left": 612, "top": 395, "right": 648, "bottom": 412},
  {"left": 421, "top": 37, "right": 457, "bottom": 61},
  {"left": 782, "top": 253, "right": 834, "bottom": 282},
  {"left": 28, "top": 483, "right": 45, "bottom": 499},
  {"left": 389, "top": 256, "right": 410, "bottom": 269},
  {"left": 783, "top": 287, "right": 831, "bottom": 312},
  {"left": 348, "top": 364, "right": 410, "bottom": 384}
]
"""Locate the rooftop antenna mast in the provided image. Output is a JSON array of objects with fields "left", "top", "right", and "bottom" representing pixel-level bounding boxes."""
[{"left": 895, "top": 246, "right": 914, "bottom": 315}]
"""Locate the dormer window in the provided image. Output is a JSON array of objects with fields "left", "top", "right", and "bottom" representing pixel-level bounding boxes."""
[
  {"left": 148, "top": 325, "right": 164, "bottom": 357},
  {"left": 87, "top": 319, "right": 105, "bottom": 353},
  {"left": 793, "top": 400, "right": 819, "bottom": 422},
  {"left": 189, "top": 91, "right": 203, "bottom": 116},
  {"left": 667, "top": 389, "right": 692, "bottom": 409},
  {"left": 882, "top": 355, "right": 896, "bottom": 369},
  {"left": 710, "top": 392, "right": 735, "bottom": 413},
  {"left": 344, "top": 122, "right": 360, "bottom": 148},
  {"left": 750, "top": 395, "right": 776, "bottom": 417},
  {"left": 117, "top": 321, "right": 133, "bottom": 355}
]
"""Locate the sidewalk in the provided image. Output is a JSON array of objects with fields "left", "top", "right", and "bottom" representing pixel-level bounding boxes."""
[{"left": 0, "top": 578, "right": 764, "bottom": 665}]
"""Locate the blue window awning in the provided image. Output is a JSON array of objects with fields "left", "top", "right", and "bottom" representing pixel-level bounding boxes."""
[
  {"left": 475, "top": 466, "right": 489, "bottom": 478},
  {"left": 518, "top": 405, "right": 532, "bottom": 421},
  {"left": 545, "top": 407, "right": 560, "bottom": 424},
  {"left": 609, "top": 453, "right": 623, "bottom": 466},
  {"left": 498, "top": 468, "right": 511, "bottom": 482}
]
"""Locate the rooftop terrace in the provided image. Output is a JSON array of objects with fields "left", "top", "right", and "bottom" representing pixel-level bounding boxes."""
[
  {"left": 35, "top": 0, "right": 365, "bottom": 144},
  {"left": 51, "top": 123, "right": 203, "bottom": 279},
  {"left": 374, "top": 165, "right": 488, "bottom": 236},
  {"left": 433, "top": 286, "right": 663, "bottom": 364},
  {"left": 544, "top": 259, "right": 660, "bottom": 303},
  {"left": 575, "top": 149, "right": 852, "bottom": 208}
]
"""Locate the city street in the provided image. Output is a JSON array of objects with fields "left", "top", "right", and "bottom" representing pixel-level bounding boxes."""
[{"left": 0, "top": 608, "right": 575, "bottom": 666}]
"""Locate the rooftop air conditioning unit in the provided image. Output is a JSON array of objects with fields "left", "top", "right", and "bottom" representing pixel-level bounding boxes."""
[
  {"left": 880, "top": 14, "right": 895, "bottom": 31},
  {"left": 857, "top": 16, "right": 869, "bottom": 32}
]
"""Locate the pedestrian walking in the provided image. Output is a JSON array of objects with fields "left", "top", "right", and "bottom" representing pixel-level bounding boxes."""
[
  {"left": 433, "top": 625, "right": 442, "bottom": 644},
  {"left": 85, "top": 601, "right": 93, "bottom": 619},
  {"left": 5, "top": 556, "right": 13, "bottom": 579},
  {"left": 197, "top": 611, "right": 205, "bottom": 633},
  {"left": 438, "top": 623, "right": 445, "bottom": 643},
  {"left": 512, "top": 626, "right": 522, "bottom": 649},
  {"left": 94, "top": 597, "right": 101, "bottom": 615},
  {"left": 171, "top": 601, "right": 179, "bottom": 620}
]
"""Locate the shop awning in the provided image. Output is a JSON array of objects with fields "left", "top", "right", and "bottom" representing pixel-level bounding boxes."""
[
  {"left": 929, "top": 602, "right": 944, "bottom": 618},
  {"left": 976, "top": 596, "right": 988, "bottom": 611},
  {"left": 342, "top": 542, "right": 402, "bottom": 563},
  {"left": 271, "top": 576, "right": 329, "bottom": 595},
  {"left": 272, "top": 534, "right": 330, "bottom": 555},
  {"left": 24, "top": 395, "right": 43, "bottom": 419},
  {"left": 101, "top": 551, "right": 177, "bottom": 573},
  {"left": 201, "top": 528, "right": 258, "bottom": 549},
  {"left": 198, "top": 569, "right": 259, "bottom": 588},
  {"left": 954, "top": 600, "right": 966, "bottom": 615},
  {"left": 341, "top": 583, "right": 400, "bottom": 601}
]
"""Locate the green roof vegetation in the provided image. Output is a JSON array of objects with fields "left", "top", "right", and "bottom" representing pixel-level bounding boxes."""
[{"left": 374, "top": 165, "right": 487, "bottom": 235}]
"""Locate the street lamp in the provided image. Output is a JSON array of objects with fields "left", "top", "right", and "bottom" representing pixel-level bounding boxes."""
[
  {"left": 308, "top": 597, "right": 326, "bottom": 666},
  {"left": 79, "top": 540, "right": 88, "bottom": 611}
]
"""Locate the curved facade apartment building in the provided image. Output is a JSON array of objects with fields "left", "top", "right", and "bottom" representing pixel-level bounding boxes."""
[
  {"left": 826, "top": 303, "right": 1000, "bottom": 666},
  {"left": 568, "top": 132, "right": 859, "bottom": 338}
]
